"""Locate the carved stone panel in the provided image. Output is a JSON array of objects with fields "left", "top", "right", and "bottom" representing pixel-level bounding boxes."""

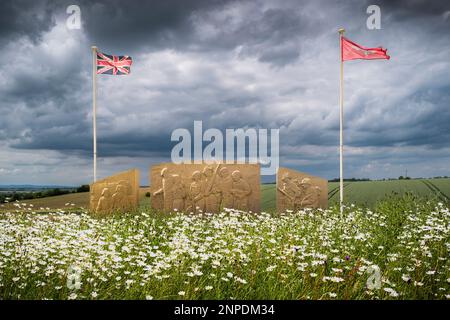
[
  {"left": 150, "top": 163, "right": 260, "bottom": 213},
  {"left": 276, "top": 167, "right": 327, "bottom": 212},
  {"left": 90, "top": 169, "right": 140, "bottom": 213}
]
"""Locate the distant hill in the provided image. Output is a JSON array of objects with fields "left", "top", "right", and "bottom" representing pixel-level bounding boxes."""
[{"left": 0, "top": 185, "right": 77, "bottom": 191}]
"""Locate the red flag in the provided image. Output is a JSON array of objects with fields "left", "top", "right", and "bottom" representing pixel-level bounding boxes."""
[{"left": 342, "top": 37, "right": 390, "bottom": 61}]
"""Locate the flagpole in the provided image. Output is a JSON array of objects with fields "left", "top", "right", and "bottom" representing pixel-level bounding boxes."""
[
  {"left": 338, "top": 28, "right": 345, "bottom": 215},
  {"left": 92, "top": 46, "right": 98, "bottom": 182}
]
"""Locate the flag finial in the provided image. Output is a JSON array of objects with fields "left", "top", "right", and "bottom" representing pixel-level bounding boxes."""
[{"left": 338, "top": 28, "right": 345, "bottom": 34}]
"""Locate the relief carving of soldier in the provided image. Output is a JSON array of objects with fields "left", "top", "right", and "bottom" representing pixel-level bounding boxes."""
[
  {"left": 111, "top": 180, "right": 133, "bottom": 210},
  {"left": 171, "top": 174, "right": 186, "bottom": 211},
  {"left": 216, "top": 167, "right": 233, "bottom": 209},
  {"left": 153, "top": 167, "right": 174, "bottom": 212},
  {"left": 314, "top": 186, "right": 322, "bottom": 207},
  {"left": 277, "top": 172, "right": 323, "bottom": 210},
  {"left": 231, "top": 170, "right": 252, "bottom": 210},
  {"left": 187, "top": 170, "right": 205, "bottom": 213},
  {"left": 96, "top": 187, "right": 111, "bottom": 212},
  {"left": 111, "top": 183, "right": 127, "bottom": 210},
  {"left": 300, "top": 178, "right": 321, "bottom": 208},
  {"left": 203, "top": 165, "right": 221, "bottom": 213},
  {"left": 90, "top": 169, "right": 139, "bottom": 214},
  {"left": 278, "top": 173, "right": 301, "bottom": 209},
  {"left": 292, "top": 178, "right": 305, "bottom": 209}
]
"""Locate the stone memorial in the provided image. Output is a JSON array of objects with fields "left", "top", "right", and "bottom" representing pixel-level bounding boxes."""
[
  {"left": 276, "top": 167, "right": 327, "bottom": 212},
  {"left": 150, "top": 163, "right": 260, "bottom": 213},
  {"left": 90, "top": 169, "right": 140, "bottom": 213}
]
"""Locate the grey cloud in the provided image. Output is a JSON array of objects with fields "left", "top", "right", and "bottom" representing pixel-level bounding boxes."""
[
  {"left": 374, "top": 0, "right": 450, "bottom": 17},
  {"left": 1, "top": 0, "right": 450, "bottom": 184},
  {"left": 0, "top": 0, "right": 55, "bottom": 44},
  {"left": 74, "top": 0, "right": 235, "bottom": 54}
]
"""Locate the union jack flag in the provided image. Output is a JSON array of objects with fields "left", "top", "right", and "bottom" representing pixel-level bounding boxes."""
[{"left": 96, "top": 51, "right": 132, "bottom": 75}]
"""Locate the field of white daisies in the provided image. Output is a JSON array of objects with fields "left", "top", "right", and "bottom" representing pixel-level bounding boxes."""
[{"left": 0, "top": 195, "right": 449, "bottom": 300}]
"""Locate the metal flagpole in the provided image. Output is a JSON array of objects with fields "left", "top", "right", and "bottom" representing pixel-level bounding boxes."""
[
  {"left": 92, "top": 46, "right": 98, "bottom": 182},
  {"left": 338, "top": 28, "right": 345, "bottom": 215}
]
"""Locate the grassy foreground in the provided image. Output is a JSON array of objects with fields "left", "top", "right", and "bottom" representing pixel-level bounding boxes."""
[{"left": 0, "top": 195, "right": 449, "bottom": 300}]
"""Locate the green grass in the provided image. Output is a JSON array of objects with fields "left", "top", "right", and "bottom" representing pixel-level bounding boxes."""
[{"left": 0, "top": 195, "right": 449, "bottom": 300}]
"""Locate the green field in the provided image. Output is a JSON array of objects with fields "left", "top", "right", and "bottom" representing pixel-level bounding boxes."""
[
  {"left": 2, "top": 179, "right": 450, "bottom": 212},
  {"left": 0, "top": 188, "right": 152, "bottom": 212},
  {"left": 261, "top": 179, "right": 450, "bottom": 211},
  {"left": 0, "top": 192, "right": 90, "bottom": 211}
]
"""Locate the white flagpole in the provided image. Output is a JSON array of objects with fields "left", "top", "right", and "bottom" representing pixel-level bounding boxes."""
[
  {"left": 92, "top": 46, "right": 98, "bottom": 182},
  {"left": 338, "top": 28, "right": 345, "bottom": 214}
]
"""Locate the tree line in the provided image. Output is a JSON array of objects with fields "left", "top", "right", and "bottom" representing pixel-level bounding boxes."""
[{"left": 0, "top": 185, "right": 90, "bottom": 203}]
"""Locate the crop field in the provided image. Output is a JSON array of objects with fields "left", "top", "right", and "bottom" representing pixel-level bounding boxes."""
[
  {"left": 0, "top": 192, "right": 90, "bottom": 211},
  {"left": 2, "top": 179, "right": 450, "bottom": 213},
  {"left": 0, "top": 195, "right": 449, "bottom": 300},
  {"left": 329, "top": 179, "right": 450, "bottom": 207},
  {"left": 0, "top": 188, "right": 152, "bottom": 212},
  {"left": 261, "top": 179, "right": 450, "bottom": 210}
]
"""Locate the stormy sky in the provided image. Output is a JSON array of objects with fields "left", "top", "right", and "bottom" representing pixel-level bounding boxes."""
[{"left": 0, "top": 0, "right": 449, "bottom": 185}]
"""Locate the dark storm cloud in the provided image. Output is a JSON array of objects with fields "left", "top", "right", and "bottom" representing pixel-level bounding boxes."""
[
  {"left": 57, "top": 0, "right": 326, "bottom": 66},
  {"left": 0, "top": 26, "right": 91, "bottom": 146},
  {"left": 374, "top": 0, "right": 450, "bottom": 16},
  {"left": 0, "top": 0, "right": 55, "bottom": 44},
  {"left": 69, "top": 0, "right": 235, "bottom": 54},
  {"left": 347, "top": 84, "right": 450, "bottom": 148}
]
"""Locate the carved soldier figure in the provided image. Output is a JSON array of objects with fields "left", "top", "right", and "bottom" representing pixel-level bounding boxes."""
[
  {"left": 278, "top": 173, "right": 300, "bottom": 209},
  {"left": 90, "top": 169, "right": 139, "bottom": 214},
  {"left": 96, "top": 187, "right": 111, "bottom": 212},
  {"left": 188, "top": 170, "right": 205, "bottom": 213},
  {"left": 314, "top": 186, "right": 322, "bottom": 208},
  {"left": 276, "top": 167, "right": 327, "bottom": 212},
  {"left": 217, "top": 166, "right": 233, "bottom": 209},
  {"left": 292, "top": 178, "right": 305, "bottom": 210},
  {"left": 300, "top": 178, "right": 321, "bottom": 208},
  {"left": 171, "top": 174, "right": 186, "bottom": 211},
  {"left": 116, "top": 180, "right": 133, "bottom": 208},
  {"left": 112, "top": 183, "right": 128, "bottom": 210},
  {"left": 203, "top": 165, "right": 220, "bottom": 212},
  {"left": 231, "top": 170, "right": 251, "bottom": 210},
  {"left": 153, "top": 167, "right": 174, "bottom": 212}
]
